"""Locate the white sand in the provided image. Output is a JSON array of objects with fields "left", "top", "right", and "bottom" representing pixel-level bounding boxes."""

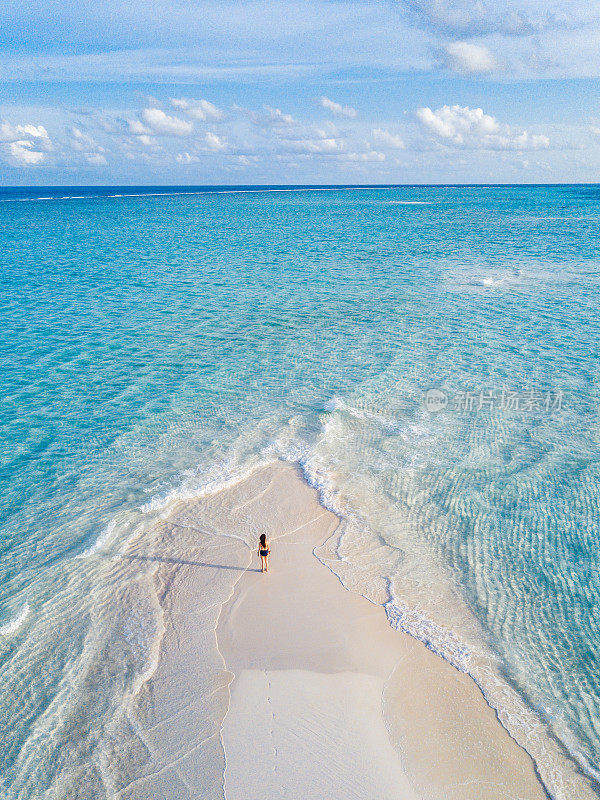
[
  {"left": 223, "top": 670, "right": 419, "bottom": 800},
  {"left": 122, "top": 461, "right": 549, "bottom": 800}
]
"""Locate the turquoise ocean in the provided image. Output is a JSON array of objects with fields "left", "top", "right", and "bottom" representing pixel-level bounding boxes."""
[{"left": 1, "top": 184, "right": 599, "bottom": 798}]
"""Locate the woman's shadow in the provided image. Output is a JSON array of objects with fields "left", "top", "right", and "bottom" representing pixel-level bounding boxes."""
[{"left": 125, "top": 554, "right": 262, "bottom": 572}]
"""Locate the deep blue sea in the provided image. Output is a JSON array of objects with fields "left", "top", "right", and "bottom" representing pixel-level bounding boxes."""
[{"left": 1, "top": 184, "right": 599, "bottom": 798}]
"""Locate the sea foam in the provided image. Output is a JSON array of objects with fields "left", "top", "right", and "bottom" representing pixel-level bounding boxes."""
[{"left": 0, "top": 604, "right": 30, "bottom": 637}]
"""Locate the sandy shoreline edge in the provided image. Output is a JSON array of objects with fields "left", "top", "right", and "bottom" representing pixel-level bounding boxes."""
[{"left": 120, "top": 460, "right": 550, "bottom": 799}]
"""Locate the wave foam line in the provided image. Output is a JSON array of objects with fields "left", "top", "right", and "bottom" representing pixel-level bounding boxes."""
[
  {"left": 0, "top": 603, "right": 30, "bottom": 637},
  {"left": 76, "top": 518, "right": 120, "bottom": 559},
  {"left": 0, "top": 186, "right": 395, "bottom": 204},
  {"left": 385, "top": 588, "right": 472, "bottom": 672},
  {"left": 139, "top": 455, "right": 277, "bottom": 516}
]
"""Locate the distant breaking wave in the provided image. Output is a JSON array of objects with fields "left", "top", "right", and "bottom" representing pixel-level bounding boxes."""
[{"left": 0, "top": 186, "right": 397, "bottom": 204}]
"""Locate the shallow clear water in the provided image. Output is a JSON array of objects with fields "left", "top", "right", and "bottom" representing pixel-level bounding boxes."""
[{"left": 1, "top": 184, "right": 599, "bottom": 797}]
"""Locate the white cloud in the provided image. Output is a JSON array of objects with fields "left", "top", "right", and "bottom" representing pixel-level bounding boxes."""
[
  {"left": 236, "top": 155, "right": 258, "bottom": 166},
  {"left": 205, "top": 132, "right": 227, "bottom": 151},
  {"left": 290, "top": 137, "right": 342, "bottom": 153},
  {"left": 243, "top": 104, "right": 297, "bottom": 128},
  {"left": 128, "top": 118, "right": 149, "bottom": 135},
  {"left": 176, "top": 152, "right": 199, "bottom": 164},
  {"left": 263, "top": 105, "right": 296, "bottom": 126},
  {"left": 87, "top": 153, "right": 108, "bottom": 166},
  {"left": 345, "top": 151, "right": 385, "bottom": 162},
  {"left": 319, "top": 96, "right": 357, "bottom": 118},
  {"left": 0, "top": 122, "right": 51, "bottom": 166},
  {"left": 417, "top": 105, "right": 496, "bottom": 141},
  {"left": 172, "top": 132, "right": 227, "bottom": 159},
  {"left": 141, "top": 107, "right": 193, "bottom": 136},
  {"left": 137, "top": 135, "right": 156, "bottom": 147},
  {"left": 8, "top": 141, "right": 45, "bottom": 165},
  {"left": 315, "top": 122, "right": 339, "bottom": 137},
  {"left": 0, "top": 122, "right": 50, "bottom": 143},
  {"left": 170, "top": 98, "right": 223, "bottom": 121},
  {"left": 71, "top": 127, "right": 93, "bottom": 149},
  {"left": 372, "top": 128, "right": 406, "bottom": 149},
  {"left": 444, "top": 42, "right": 496, "bottom": 74},
  {"left": 416, "top": 104, "right": 550, "bottom": 149},
  {"left": 70, "top": 128, "right": 107, "bottom": 166},
  {"left": 406, "top": 0, "right": 552, "bottom": 37}
]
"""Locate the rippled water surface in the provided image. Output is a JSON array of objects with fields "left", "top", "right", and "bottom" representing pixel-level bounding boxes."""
[{"left": 1, "top": 184, "right": 599, "bottom": 798}]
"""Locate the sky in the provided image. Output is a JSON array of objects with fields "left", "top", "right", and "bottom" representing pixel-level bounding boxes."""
[{"left": 1, "top": 0, "right": 600, "bottom": 184}]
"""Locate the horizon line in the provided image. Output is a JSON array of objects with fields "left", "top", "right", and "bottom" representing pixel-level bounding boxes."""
[{"left": 2, "top": 182, "right": 600, "bottom": 190}]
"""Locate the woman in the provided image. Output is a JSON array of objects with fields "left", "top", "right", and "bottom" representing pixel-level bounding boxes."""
[{"left": 258, "top": 534, "right": 270, "bottom": 573}]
